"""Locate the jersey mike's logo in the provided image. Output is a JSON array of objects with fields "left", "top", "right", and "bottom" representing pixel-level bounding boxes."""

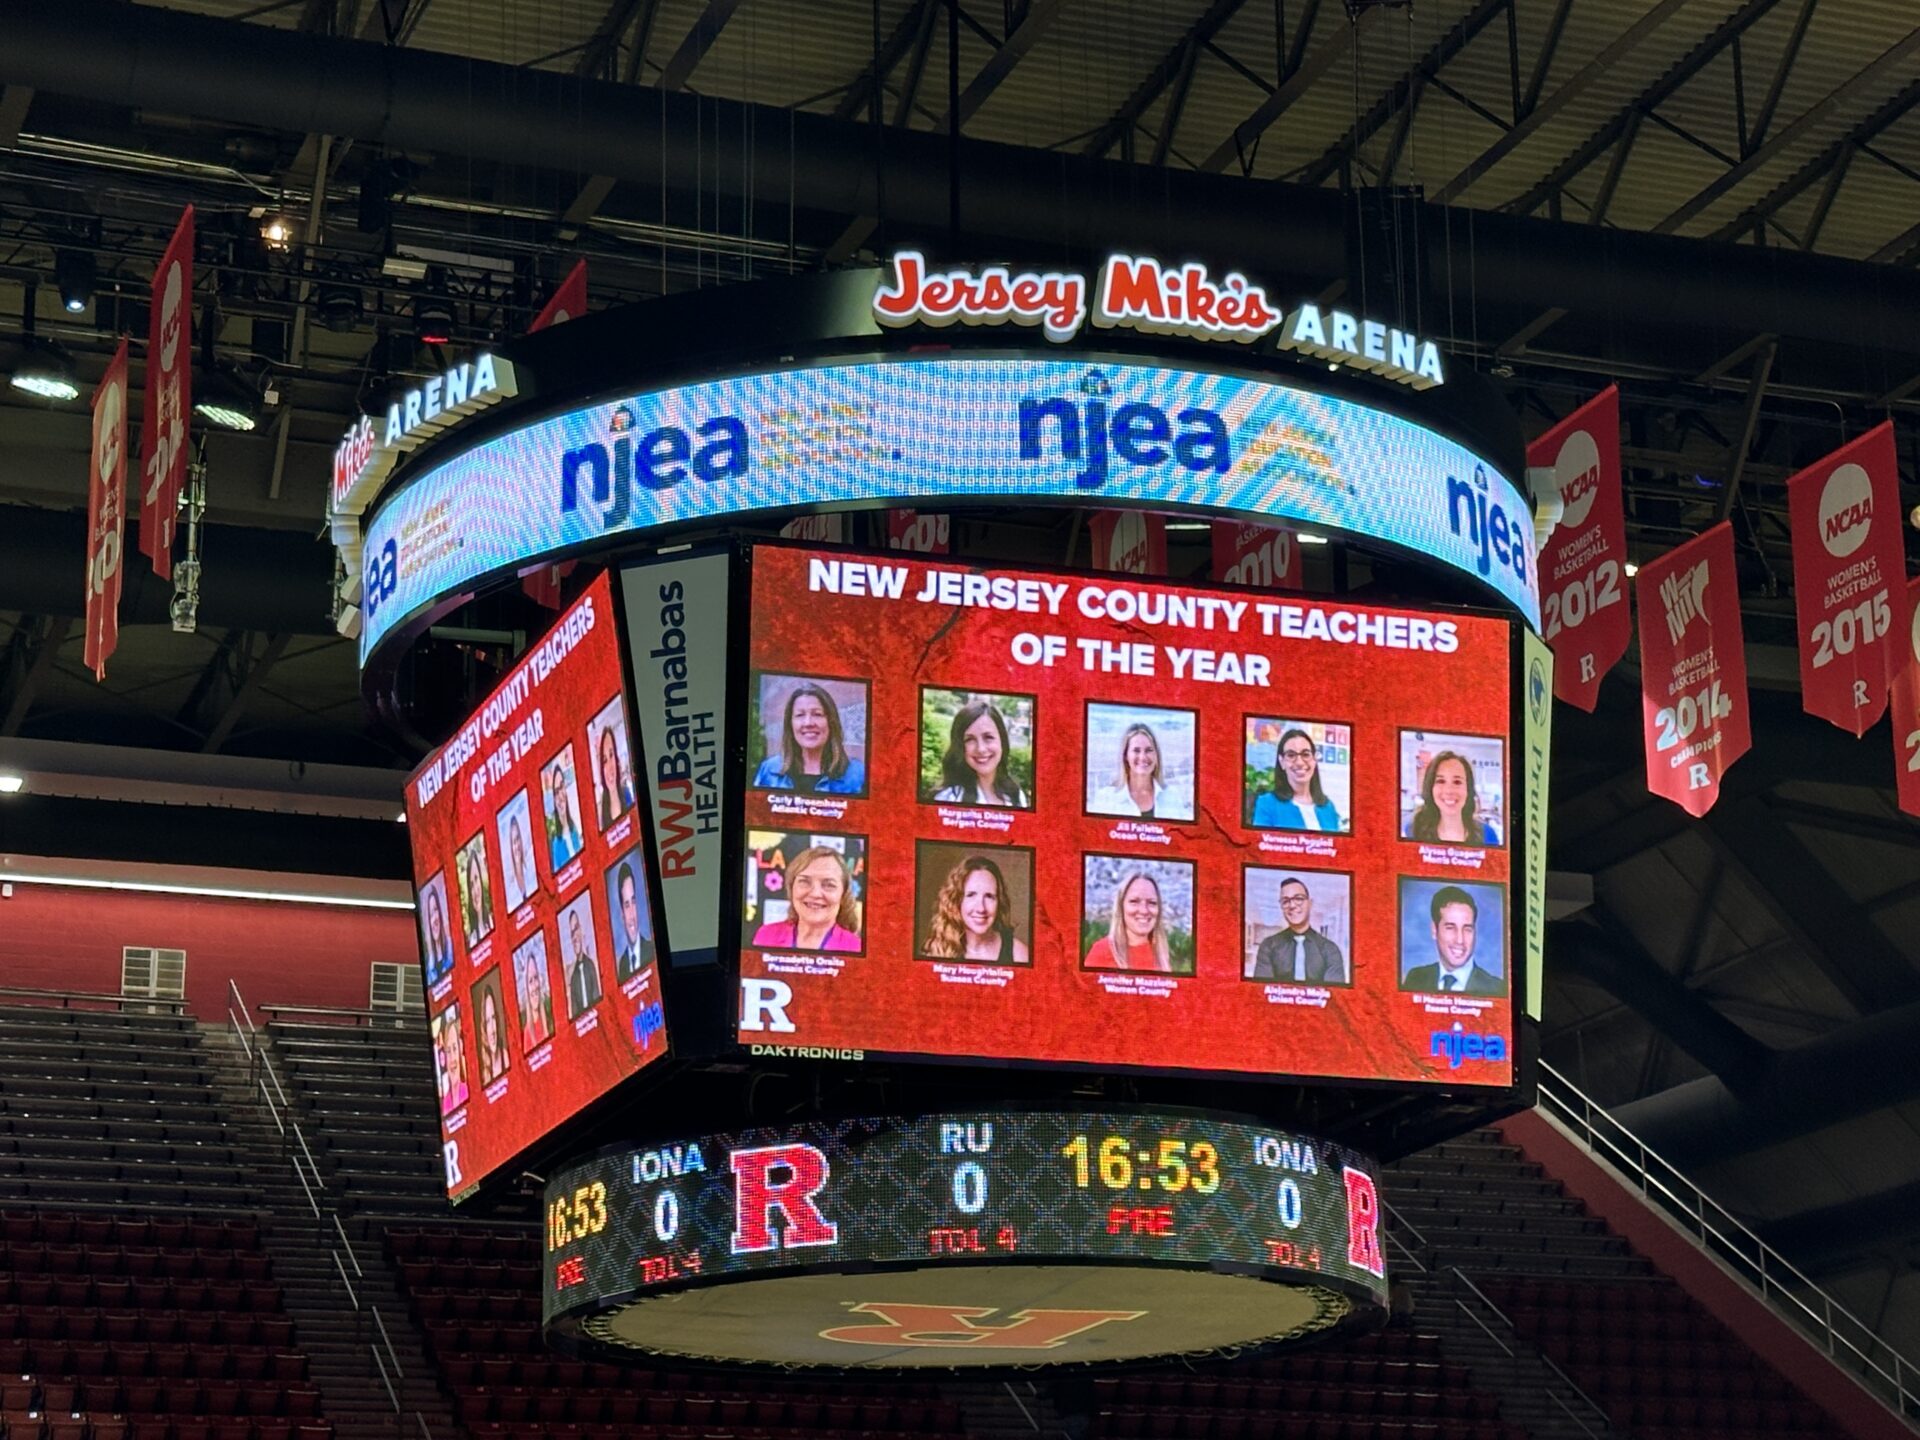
[
  {"left": 1446, "top": 465, "right": 1531, "bottom": 590},
  {"left": 561, "top": 404, "right": 749, "bottom": 528},
  {"left": 1429, "top": 1023, "right": 1509, "bottom": 1069},
  {"left": 1017, "top": 370, "right": 1230, "bottom": 491},
  {"left": 1817, "top": 462, "right": 1874, "bottom": 558}
]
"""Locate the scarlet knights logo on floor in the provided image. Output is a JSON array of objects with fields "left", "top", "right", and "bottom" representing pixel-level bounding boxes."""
[{"left": 818, "top": 1302, "right": 1146, "bottom": 1349}]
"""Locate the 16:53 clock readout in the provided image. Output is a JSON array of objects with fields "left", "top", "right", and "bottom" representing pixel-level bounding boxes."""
[{"left": 1061, "top": 1134, "right": 1222, "bottom": 1194}]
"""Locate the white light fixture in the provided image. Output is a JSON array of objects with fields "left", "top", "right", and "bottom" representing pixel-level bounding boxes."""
[
  {"left": 8, "top": 338, "right": 80, "bottom": 402},
  {"left": 1624, "top": 561, "right": 1639, "bottom": 577},
  {"left": 0, "top": 774, "right": 24, "bottom": 794},
  {"left": 1296, "top": 532, "right": 1330, "bottom": 545},
  {"left": 1165, "top": 521, "right": 1211, "bottom": 532}
]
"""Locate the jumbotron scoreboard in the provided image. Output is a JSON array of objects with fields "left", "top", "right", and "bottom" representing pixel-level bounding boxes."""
[
  {"left": 364, "top": 255, "right": 1549, "bottom": 1369},
  {"left": 542, "top": 1112, "right": 1388, "bottom": 1366}
]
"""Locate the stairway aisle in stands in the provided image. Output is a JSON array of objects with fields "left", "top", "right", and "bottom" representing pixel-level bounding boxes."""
[
  {"left": 201, "top": 1023, "right": 460, "bottom": 1440},
  {"left": 1384, "top": 1127, "right": 1635, "bottom": 1439}
]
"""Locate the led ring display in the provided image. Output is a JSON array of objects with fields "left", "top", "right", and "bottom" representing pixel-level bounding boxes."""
[
  {"left": 358, "top": 355, "right": 1539, "bottom": 666},
  {"left": 543, "top": 1110, "right": 1387, "bottom": 1368}
]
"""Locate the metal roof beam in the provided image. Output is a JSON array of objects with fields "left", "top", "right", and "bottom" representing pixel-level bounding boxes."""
[
  {"left": 832, "top": 0, "right": 937, "bottom": 122},
  {"left": 939, "top": 0, "right": 1070, "bottom": 135},
  {"left": 574, "top": 0, "right": 659, "bottom": 80},
  {"left": 1082, "top": 0, "right": 1251, "bottom": 159},
  {"left": 202, "top": 633, "right": 291, "bottom": 755},
  {"left": 1296, "top": 0, "right": 1505, "bottom": 187},
  {"left": 1432, "top": 0, "right": 1693, "bottom": 205},
  {"left": 1706, "top": 76, "right": 1920, "bottom": 242},
  {"left": 1500, "top": 0, "right": 1782, "bottom": 218},
  {"left": 1518, "top": 0, "right": 1575, "bottom": 119},
  {"left": 1200, "top": 0, "right": 1352, "bottom": 175},
  {"left": 1, "top": 615, "right": 70, "bottom": 737},
  {"left": 1658, "top": 25, "right": 1920, "bottom": 234},
  {"left": 1744, "top": 0, "right": 1817, "bottom": 154}
]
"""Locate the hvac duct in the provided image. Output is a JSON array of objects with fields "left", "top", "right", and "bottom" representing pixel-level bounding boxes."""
[{"left": 7, "top": 0, "right": 1920, "bottom": 362}]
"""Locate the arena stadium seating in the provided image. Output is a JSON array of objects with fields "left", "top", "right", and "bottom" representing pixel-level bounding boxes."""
[{"left": 0, "top": 1000, "right": 332, "bottom": 1440}]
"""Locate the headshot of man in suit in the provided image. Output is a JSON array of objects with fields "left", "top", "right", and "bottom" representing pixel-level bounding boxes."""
[
  {"left": 1247, "top": 876, "right": 1347, "bottom": 984},
  {"left": 561, "top": 903, "right": 604, "bottom": 1018},
  {"left": 610, "top": 858, "right": 656, "bottom": 983},
  {"left": 1403, "top": 884, "right": 1504, "bottom": 996}
]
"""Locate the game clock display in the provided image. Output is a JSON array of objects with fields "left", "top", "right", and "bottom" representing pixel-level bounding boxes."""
[{"left": 542, "top": 1112, "right": 1389, "bottom": 1367}]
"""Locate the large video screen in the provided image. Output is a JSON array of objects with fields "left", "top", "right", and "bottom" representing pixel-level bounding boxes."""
[
  {"left": 736, "top": 545, "right": 1517, "bottom": 1087},
  {"left": 407, "top": 572, "right": 669, "bottom": 1201}
]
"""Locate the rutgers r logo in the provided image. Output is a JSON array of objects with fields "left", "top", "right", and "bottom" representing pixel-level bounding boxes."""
[{"left": 819, "top": 1302, "right": 1146, "bottom": 1350}]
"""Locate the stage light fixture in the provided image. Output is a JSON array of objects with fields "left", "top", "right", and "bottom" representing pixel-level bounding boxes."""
[
  {"left": 414, "top": 289, "right": 454, "bottom": 346},
  {"left": 55, "top": 250, "right": 96, "bottom": 314},
  {"left": 8, "top": 338, "right": 81, "bottom": 402},
  {"left": 193, "top": 368, "right": 260, "bottom": 432},
  {"left": 260, "top": 215, "right": 294, "bottom": 250},
  {"left": 317, "top": 282, "right": 363, "bottom": 333},
  {"left": 0, "top": 774, "right": 25, "bottom": 795}
]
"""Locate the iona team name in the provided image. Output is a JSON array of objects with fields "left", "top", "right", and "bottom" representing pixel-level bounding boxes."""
[{"left": 1017, "top": 393, "right": 1230, "bottom": 491}]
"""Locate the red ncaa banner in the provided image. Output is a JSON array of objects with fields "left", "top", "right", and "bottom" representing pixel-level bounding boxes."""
[
  {"left": 1531, "top": 387, "right": 1627, "bottom": 711},
  {"left": 84, "top": 340, "right": 131, "bottom": 681},
  {"left": 1893, "top": 577, "right": 1920, "bottom": 818},
  {"left": 1636, "top": 523, "right": 1751, "bottom": 817},
  {"left": 1787, "top": 422, "right": 1905, "bottom": 734},
  {"left": 531, "top": 259, "right": 588, "bottom": 332},
  {"left": 885, "top": 509, "right": 951, "bottom": 554},
  {"left": 139, "top": 206, "right": 194, "bottom": 579},
  {"left": 1089, "top": 510, "right": 1167, "bottom": 574},
  {"left": 1210, "top": 521, "right": 1300, "bottom": 590}
]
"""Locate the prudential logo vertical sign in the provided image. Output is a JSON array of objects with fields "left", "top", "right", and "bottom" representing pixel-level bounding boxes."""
[{"left": 621, "top": 551, "right": 731, "bottom": 968}]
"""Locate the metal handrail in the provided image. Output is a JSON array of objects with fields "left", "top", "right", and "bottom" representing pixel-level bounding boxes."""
[
  {"left": 228, "top": 978, "right": 436, "bottom": 1439},
  {"left": 0, "top": 983, "right": 190, "bottom": 1014},
  {"left": 1538, "top": 1060, "right": 1920, "bottom": 1418},
  {"left": 1449, "top": 1266, "right": 1611, "bottom": 1436}
]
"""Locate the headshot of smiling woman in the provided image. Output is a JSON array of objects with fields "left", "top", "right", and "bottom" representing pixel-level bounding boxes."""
[
  {"left": 751, "top": 845, "right": 863, "bottom": 952},
  {"left": 753, "top": 678, "right": 869, "bottom": 796}
]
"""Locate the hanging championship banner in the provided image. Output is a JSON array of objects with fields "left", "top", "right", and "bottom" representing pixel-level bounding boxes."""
[
  {"left": 1786, "top": 422, "right": 1904, "bottom": 735},
  {"left": 1636, "top": 522, "right": 1751, "bottom": 817},
  {"left": 85, "top": 339, "right": 131, "bottom": 681},
  {"left": 139, "top": 206, "right": 194, "bottom": 580},
  {"left": 1532, "top": 387, "right": 1627, "bottom": 711},
  {"left": 1089, "top": 510, "right": 1167, "bottom": 574},
  {"left": 884, "top": 509, "right": 950, "bottom": 554},
  {"left": 1893, "top": 578, "right": 1920, "bottom": 819},
  {"left": 531, "top": 258, "right": 588, "bottom": 333},
  {"left": 1210, "top": 521, "right": 1299, "bottom": 590}
]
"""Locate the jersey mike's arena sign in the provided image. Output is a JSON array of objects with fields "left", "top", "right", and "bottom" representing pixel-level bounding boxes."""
[
  {"left": 872, "top": 252, "right": 1447, "bottom": 390},
  {"left": 353, "top": 356, "right": 1537, "bottom": 665}
]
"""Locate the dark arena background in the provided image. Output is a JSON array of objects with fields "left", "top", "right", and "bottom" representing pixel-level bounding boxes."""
[{"left": 1, "top": 0, "right": 1919, "bottom": 1437}]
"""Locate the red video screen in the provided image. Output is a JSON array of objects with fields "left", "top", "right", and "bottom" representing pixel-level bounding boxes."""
[
  {"left": 408, "top": 572, "right": 668, "bottom": 1201},
  {"left": 736, "top": 545, "right": 1516, "bottom": 1087}
]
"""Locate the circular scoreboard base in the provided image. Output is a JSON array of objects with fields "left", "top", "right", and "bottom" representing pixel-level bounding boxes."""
[{"left": 573, "top": 1264, "right": 1371, "bottom": 1368}]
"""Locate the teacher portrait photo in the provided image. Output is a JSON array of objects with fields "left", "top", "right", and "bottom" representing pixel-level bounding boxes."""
[
  {"left": 1399, "top": 878, "right": 1507, "bottom": 996},
  {"left": 920, "top": 690, "right": 1034, "bottom": 808},
  {"left": 914, "top": 844, "right": 1033, "bottom": 965},
  {"left": 1246, "top": 719, "right": 1351, "bottom": 833},
  {"left": 417, "top": 872, "right": 455, "bottom": 987},
  {"left": 751, "top": 674, "right": 870, "bottom": 797},
  {"left": 1401, "top": 732, "right": 1505, "bottom": 847},
  {"left": 1081, "top": 856, "right": 1196, "bottom": 975},
  {"left": 1085, "top": 703, "right": 1196, "bottom": 822},
  {"left": 1243, "top": 870, "right": 1351, "bottom": 985},
  {"left": 747, "top": 832, "right": 865, "bottom": 953}
]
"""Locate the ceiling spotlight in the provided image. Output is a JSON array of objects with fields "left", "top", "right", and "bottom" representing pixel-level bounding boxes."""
[
  {"left": 55, "top": 250, "right": 96, "bottom": 314},
  {"left": 414, "top": 290, "right": 454, "bottom": 347},
  {"left": 1624, "top": 561, "right": 1640, "bottom": 577},
  {"left": 9, "top": 338, "right": 81, "bottom": 402},
  {"left": 317, "top": 282, "right": 363, "bottom": 333},
  {"left": 1296, "top": 532, "right": 1330, "bottom": 546},
  {"left": 260, "top": 215, "right": 294, "bottom": 251},
  {"left": 0, "top": 774, "right": 24, "bottom": 795},
  {"left": 194, "top": 368, "right": 260, "bottom": 432}
]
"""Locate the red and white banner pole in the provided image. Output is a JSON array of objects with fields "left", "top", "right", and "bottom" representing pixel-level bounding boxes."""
[
  {"left": 84, "top": 339, "right": 131, "bottom": 681},
  {"left": 1530, "top": 386, "right": 1628, "bottom": 711},
  {"left": 1786, "top": 421, "right": 1905, "bottom": 735},
  {"left": 1635, "top": 522, "right": 1752, "bottom": 816}
]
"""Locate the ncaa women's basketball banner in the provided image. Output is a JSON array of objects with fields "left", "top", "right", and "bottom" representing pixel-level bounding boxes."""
[
  {"left": 1530, "top": 387, "right": 1626, "bottom": 712},
  {"left": 84, "top": 339, "right": 129, "bottom": 681},
  {"left": 1787, "top": 422, "right": 1905, "bottom": 735},
  {"left": 1636, "top": 522, "right": 1751, "bottom": 817},
  {"left": 1089, "top": 510, "right": 1167, "bottom": 574},
  {"left": 735, "top": 545, "right": 1518, "bottom": 1088},
  {"left": 1212, "top": 521, "right": 1301, "bottom": 590},
  {"left": 1894, "top": 577, "right": 1920, "bottom": 819}
]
